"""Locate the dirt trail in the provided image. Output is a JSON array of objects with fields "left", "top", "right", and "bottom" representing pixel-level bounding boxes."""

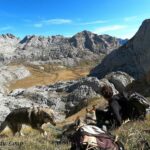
[{"left": 9, "top": 65, "right": 90, "bottom": 91}]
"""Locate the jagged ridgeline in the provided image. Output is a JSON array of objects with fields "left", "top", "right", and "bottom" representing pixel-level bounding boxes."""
[{"left": 0, "top": 31, "right": 126, "bottom": 66}]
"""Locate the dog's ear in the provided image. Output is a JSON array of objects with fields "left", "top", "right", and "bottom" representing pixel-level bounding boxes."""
[
  {"left": 92, "top": 105, "right": 96, "bottom": 111},
  {"left": 86, "top": 108, "right": 89, "bottom": 112}
]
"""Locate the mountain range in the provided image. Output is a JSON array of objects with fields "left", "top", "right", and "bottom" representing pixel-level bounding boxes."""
[{"left": 0, "top": 31, "right": 126, "bottom": 66}]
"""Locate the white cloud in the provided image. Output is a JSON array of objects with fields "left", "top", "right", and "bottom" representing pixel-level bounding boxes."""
[
  {"left": 33, "top": 23, "right": 43, "bottom": 28},
  {"left": 23, "top": 19, "right": 32, "bottom": 23},
  {"left": 79, "top": 20, "right": 107, "bottom": 25},
  {"left": 0, "top": 26, "right": 13, "bottom": 31},
  {"left": 124, "top": 16, "right": 137, "bottom": 22},
  {"left": 119, "top": 29, "right": 138, "bottom": 39},
  {"left": 120, "top": 33, "right": 134, "bottom": 39},
  {"left": 93, "top": 25, "right": 127, "bottom": 34},
  {"left": 42, "top": 19, "right": 72, "bottom": 25},
  {"left": 33, "top": 18, "right": 72, "bottom": 28}
]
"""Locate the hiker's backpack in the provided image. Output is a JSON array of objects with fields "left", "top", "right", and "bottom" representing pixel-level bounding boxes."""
[
  {"left": 70, "top": 125, "right": 124, "bottom": 150},
  {"left": 129, "top": 92, "right": 149, "bottom": 108},
  {"left": 128, "top": 92, "right": 150, "bottom": 119}
]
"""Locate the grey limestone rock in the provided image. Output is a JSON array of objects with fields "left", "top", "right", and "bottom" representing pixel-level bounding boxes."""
[
  {"left": 0, "top": 66, "right": 31, "bottom": 93},
  {"left": 105, "top": 71, "right": 134, "bottom": 93},
  {"left": 66, "top": 85, "right": 98, "bottom": 115}
]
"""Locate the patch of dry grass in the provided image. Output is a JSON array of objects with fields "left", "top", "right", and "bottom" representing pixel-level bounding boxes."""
[
  {"left": 0, "top": 125, "right": 70, "bottom": 150},
  {"left": 0, "top": 115, "right": 150, "bottom": 150},
  {"left": 1, "top": 117, "right": 150, "bottom": 150},
  {"left": 8, "top": 64, "right": 90, "bottom": 91}
]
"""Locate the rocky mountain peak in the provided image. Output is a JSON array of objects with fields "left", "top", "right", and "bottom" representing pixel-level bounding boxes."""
[
  {"left": 74, "top": 30, "right": 95, "bottom": 36},
  {"left": 69, "top": 30, "right": 121, "bottom": 54},
  {"left": 137, "top": 19, "right": 150, "bottom": 32},
  {"left": 0, "top": 33, "right": 18, "bottom": 40},
  {"left": 0, "top": 33, "right": 20, "bottom": 56},
  {"left": 89, "top": 18, "right": 150, "bottom": 79},
  {"left": 20, "top": 35, "right": 35, "bottom": 44}
]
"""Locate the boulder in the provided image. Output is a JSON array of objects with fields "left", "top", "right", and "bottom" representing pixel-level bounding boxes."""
[
  {"left": 68, "top": 77, "right": 102, "bottom": 93},
  {"left": 66, "top": 85, "right": 98, "bottom": 115},
  {"left": 105, "top": 71, "right": 134, "bottom": 93},
  {"left": 99, "top": 78, "right": 119, "bottom": 95},
  {"left": 9, "top": 86, "right": 66, "bottom": 121},
  {"left": 46, "top": 80, "right": 78, "bottom": 92},
  {"left": 65, "top": 76, "right": 119, "bottom": 116},
  {"left": 9, "top": 88, "right": 25, "bottom": 97},
  {"left": 68, "top": 76, "right": 118, "bottom": 95}
]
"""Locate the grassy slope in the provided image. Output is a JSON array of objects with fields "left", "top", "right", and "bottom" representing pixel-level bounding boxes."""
[
  {"left": 2, "top": 63, "right": 150, "bottom": 149},
  {"left": 0, "top": 115, "right": 150, "bottom": 150},
  {"left": 0, "top": 95, "right": 149, "bottom": 150},
  {"left": 115, "top": 115, "right": 150, "bottom": 149},
  {"left": 0, "top": 126, "right": 70, "bottom": 150}
]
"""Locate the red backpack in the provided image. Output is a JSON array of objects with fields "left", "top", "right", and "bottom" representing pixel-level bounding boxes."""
[{"left": 70, "top": 125, "right": 124, "bottom": 150}]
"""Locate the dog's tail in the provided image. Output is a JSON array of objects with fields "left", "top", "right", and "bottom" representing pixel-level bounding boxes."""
[{"left": 0, "top": 121, "right": 7, "bottom": 133}]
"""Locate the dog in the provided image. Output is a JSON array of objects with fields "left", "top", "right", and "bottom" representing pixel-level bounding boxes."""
[{"left": 0, "top": 106, "right": 56, "bottom": 136}]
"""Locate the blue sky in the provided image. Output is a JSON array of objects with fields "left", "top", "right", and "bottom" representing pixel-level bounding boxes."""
[{"left": 0, "top": 0, "right": 150, "bottom": 39}]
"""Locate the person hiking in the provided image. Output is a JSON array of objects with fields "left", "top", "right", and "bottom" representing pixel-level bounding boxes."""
[
  {"left": 101, "top": 85, "right": 125, "bottom": 126},
  {"left": 100, "top": 85, "right": 149, "bottom": 128}
]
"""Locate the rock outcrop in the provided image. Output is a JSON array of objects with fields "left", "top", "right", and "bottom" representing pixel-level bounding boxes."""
[
  {"left": 0, "top": 93, "right": 39, "bottom": 123},
  {"left": 0, "top": 70, "right": 135, "bottom": 122},
  {"left": 0, "top": 66, "right": 31, "bottom": 93},
  {"left": 0, "top": 34, "right": 20, "bottom": 56},
  {"left": 9, "top": 86, "right": 66, "bottom": 121},
  {"left": 66, "top": 85, "right": 97, "bottom": 115},
  {"left": 65, "top": 77, "right": 118, "bottom": 116},
  {"left": 0, "top": 34, "right": 20, "bottom": 65},
  {"left": 105, "top": 71, "right": 134, "bottom": 93},
  {"left": 89, "top": 19, "right": 150, "bottom": 80}
]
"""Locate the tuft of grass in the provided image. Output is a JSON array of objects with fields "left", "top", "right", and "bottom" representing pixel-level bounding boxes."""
[
  {"left": 0, "top": 126, "right": 70, "bottom": 150},
  {"left": 0, "top": 116, "right": 150, "bottom": 150},
  {"left": 114, "top": 115, "right": 150, "bottom": 150}
]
